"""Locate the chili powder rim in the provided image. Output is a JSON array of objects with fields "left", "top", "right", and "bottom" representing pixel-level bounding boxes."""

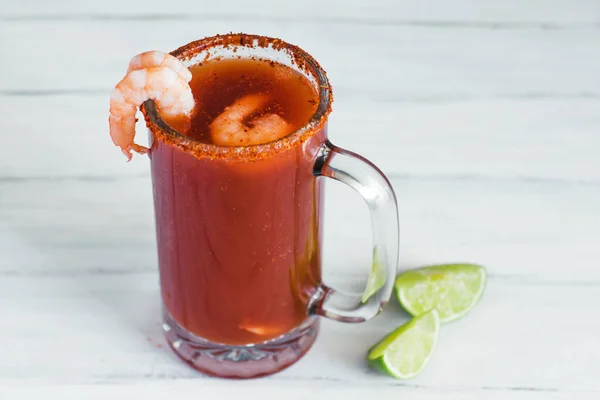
[{"left": 141, "top": 33, "right": 333, "bottom": 161}]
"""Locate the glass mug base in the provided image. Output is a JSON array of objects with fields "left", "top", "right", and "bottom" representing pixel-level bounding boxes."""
[{"left": 162, "top": 307, "right": 319, "bottom": 379}]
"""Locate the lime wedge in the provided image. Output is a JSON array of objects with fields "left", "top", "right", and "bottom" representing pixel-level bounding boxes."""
[
  {"left": 368, "top": 310, "right": 440, "bottom": 379},
  {"left": 395, "top": 263, "right": 486, "bottom": 323}
]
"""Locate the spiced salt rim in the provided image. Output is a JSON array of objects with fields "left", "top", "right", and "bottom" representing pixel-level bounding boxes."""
[{"left": 141, "top": 33, "right": 333, "bottom": 161}]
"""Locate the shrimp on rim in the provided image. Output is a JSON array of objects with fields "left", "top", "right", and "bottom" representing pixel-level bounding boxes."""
[{"left": 109, "top": 50, "right": 195, "bottom": 161}]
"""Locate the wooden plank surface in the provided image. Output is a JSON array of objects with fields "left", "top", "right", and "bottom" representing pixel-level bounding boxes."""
[
  {"left": 1, "top": 0, "right": 599, "bottom": 398},
  {"left": 2, "top": 0, "right": 599, "bottom": 23},
  {"left": 1, "top": 274, "right": 599, "bottom": 391},
  {"left": 2, "top": 20, "right": 599, "bottom": 96},
  {"left": 2, "top": 96, "right": 600, "bottom": 180},
  {"left": 1, "top": 17, "right": 599, "bottom": 180},
  {"left": 2, "top": 177, "right": 599, "bottom": 283}
]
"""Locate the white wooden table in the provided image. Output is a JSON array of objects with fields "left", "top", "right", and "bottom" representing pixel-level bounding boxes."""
[{"left": 1, "top": 1, "right": 599, "bottom": 398}]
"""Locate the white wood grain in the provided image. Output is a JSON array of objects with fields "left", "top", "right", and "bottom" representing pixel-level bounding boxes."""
[
  {"left": 1, "top": 383, "right": 591, "bottom": 400},
  {"left": 2, "top": 177, "right": 599, "bottom": 283},
  {"left": 1, "top": 0, "right": 600, "bottom": 397},
  {"left": 2, "top": 0, "right": 599, "bottom": 24},
  {"left": 1, "top": 273, "right": 599, "bottom": 393},
  {"left": 1, "top": 19, "right": 599, "bottom": 181},
  {"left": 2, "top": 21, "right": 599, "bottom": 95},
  {"left": 2, "top": 97, "right": 600, "bottom": 180}
]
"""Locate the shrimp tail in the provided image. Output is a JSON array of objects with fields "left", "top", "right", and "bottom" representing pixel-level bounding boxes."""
[
  {"left": 121, "top": 143, "right": 149, "bottom": 162},
  {"left": 109, "top": 113, "right": 149, "bottom": 161}
]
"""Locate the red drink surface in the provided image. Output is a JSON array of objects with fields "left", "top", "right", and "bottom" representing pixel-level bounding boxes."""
[{"left": 150, "top": 58, "right": 324, "bottom": 345}]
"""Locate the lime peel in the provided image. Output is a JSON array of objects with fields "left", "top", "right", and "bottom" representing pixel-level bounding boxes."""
[
  {"left": 395, "top": 263, "right": 487, "bottom": 323},
  {"left": 368, "top": 310, "right": 440, "bottom": 379}
]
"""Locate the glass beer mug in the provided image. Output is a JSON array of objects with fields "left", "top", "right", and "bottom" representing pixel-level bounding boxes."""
[{"left": 140, "top": 34, "right": 399, "bottom": 378}]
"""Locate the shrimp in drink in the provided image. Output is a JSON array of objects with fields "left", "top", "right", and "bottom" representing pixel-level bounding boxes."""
[{"left": 210, "top": 94, "right": 292, "bottom": 146}]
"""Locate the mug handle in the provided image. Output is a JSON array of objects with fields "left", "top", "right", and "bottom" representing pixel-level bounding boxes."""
[{"left": 310, "top": 141, "right": 400, "bottom": 322}]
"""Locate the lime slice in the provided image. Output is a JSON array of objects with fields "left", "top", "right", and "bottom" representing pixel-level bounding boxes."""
[
  {"left": 361, "top": 250, "right": 386, "bottom": 303},
  {"left": 395, "top": 263, "right": 486, "bottom": 323},
  {"left": 368, "top": 310, "right": 440, "bottom": 379}
]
